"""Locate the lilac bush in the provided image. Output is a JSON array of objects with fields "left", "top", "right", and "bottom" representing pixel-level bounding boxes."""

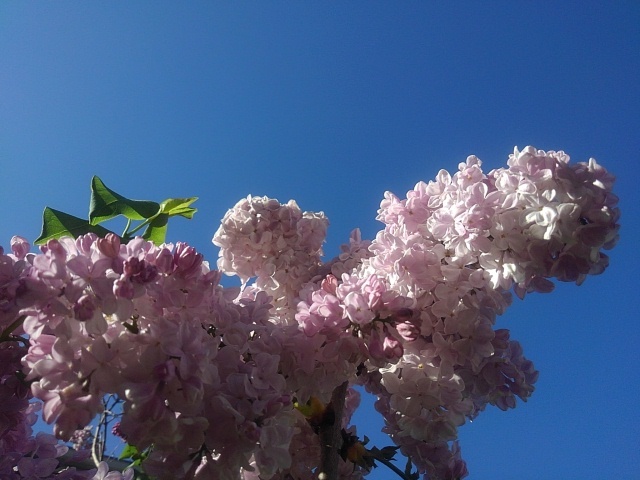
[{"left": 0, "top": 147, "right": 620, "bottom": 479}]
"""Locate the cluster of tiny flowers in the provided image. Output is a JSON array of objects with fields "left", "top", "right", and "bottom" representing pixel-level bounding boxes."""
[
  {"left": 214, "top": 147, "right": 618, "bottom": 479},
  {"left": 0, "top": 240, "right": 88, "bottom": 480},
  {"left": 344, "top": 147, "right": 616, "bottom": 478},
  {"left": 376, "top": 146, "right": 619, "bottom": 295},
  {"left": 213, "top": 195, "right": 328, "bottom": 319},
  {"left": 1, "top": 147, "right": 620, "bottom": 479},
  {"left": 0, "top": 321, "right": 100, "bottom": 478},
  {"left": 2, "top": 234, "right": 298, "bottom": 479}
]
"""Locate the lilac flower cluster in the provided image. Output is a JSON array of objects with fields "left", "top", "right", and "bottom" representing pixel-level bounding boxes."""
[
  {"left": 0, "top": 242, "right": 130, "bottom": 480},
  {"left": 0, "top": 147, "right": 619, "bottom": 479},
  {"left": 348, "top": 147, "right": 617, "bottom": 477},
  {"left": 11, "top": 234, "right": 302, "bottom": 479},
  {"left": 213, "top": 195, "right": 328, "bottom": 319},
  {"left": 214, "top": 147, "right": 618, "bottom": 478}
]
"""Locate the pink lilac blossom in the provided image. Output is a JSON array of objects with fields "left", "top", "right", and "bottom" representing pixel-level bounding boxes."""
[
  {"left": 0, "top": 343, "right": 100, "bottom": 480},
  {"left": 0, "top": 234, "right": 294, "bottom": 478},
  {"left": 0, "top": 147, "right": 620, "bottom": 479},
  {"left": 213, "top": 195, "right": 328, "bottom": 321}
]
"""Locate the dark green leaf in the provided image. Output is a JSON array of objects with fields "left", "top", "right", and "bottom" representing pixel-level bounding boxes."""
[
  {"left": 89, "top": 176, "right": 160, "bottom": 225},
  {"left": 369, "top": 445, "right": 400, "bottom": 462},
  {"left": 35, "top": 208, "right": 113, "bottom": 245}
]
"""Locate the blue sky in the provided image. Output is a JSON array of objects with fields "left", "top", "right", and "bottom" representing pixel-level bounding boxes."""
[{"left": 1, "top": 2, "right": 638, "bottom": 479}]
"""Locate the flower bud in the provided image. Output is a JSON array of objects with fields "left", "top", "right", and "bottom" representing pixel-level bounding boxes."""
[
  {"left": 173, "top": 242, "right": 203, "bottom": 278},
  {"left": 10, "top": 236, "right": 30, "bottom": 259},
  {"left": 96, "top": 233, "right": 121, "bottom": 258}
]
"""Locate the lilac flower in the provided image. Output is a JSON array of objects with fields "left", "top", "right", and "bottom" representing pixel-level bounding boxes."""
[
  {"left": 0, "top": 146, "right": 620, "bottom": 479},
  {"left": 90, "top": 462, "right": 133, "bottom": 480}
]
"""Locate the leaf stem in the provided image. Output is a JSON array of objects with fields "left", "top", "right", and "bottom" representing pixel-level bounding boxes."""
[
  {"left": 124, "top": 217, "right": 153, "bottom": 238},
  {"left": 121, "top": 218, "right": 132, "bottom": 237}
]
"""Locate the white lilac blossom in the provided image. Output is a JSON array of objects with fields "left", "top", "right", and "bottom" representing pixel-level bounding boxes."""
[{"left": 0, "top": 147, "right": 620, "bottom": 479}]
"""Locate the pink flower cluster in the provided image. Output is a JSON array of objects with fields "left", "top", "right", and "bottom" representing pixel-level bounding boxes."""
[
  {"left": 213, "top": 195, "right": 328, "bottom": 319},
  {"left": 346, "top": 147, "right": 618, "bottom": 477},
  {"left": 11, "top": 234, "right": 302, "bottom": 479},
  {"left": 0, "top": 241, "right": 131, "bottom": 480},
  {"left": 376, "top": 146, "right": 618, "bottom": 294},
  {"left": 0, "top": 147, "right": 620, "bottom": 479},
  {"left": 213, "top": 147, "right": 618, "bottom": 479}
]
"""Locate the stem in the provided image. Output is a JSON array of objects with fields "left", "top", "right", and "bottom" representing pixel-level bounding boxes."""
[
  {"left": 92, "top": 405, "right": 108, "bottom": 467},
  {"left": 0, "top": 315, "right": 26, "bottom": 342},
  {"left": 91, "top": 420, "right": 103, "bottom": 467},
  {"left": 371, "top": 454, "right": 411, "bottom": 480},
  {"left": 121, "top": 218, "right": 132, "bottom": 237},
  {"left": 57, "top": 450, "right": 133, "bottom": 472},
  {"left": 318, "top": 381, "right": 349, "bottom": 480},
  {"left": 124, "top": 218, "right": 152, "bottom": 237}
]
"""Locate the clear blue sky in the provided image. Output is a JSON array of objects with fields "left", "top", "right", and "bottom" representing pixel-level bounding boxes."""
[{"left": 1, "top": 3, "right": 638, "bottom": 479}]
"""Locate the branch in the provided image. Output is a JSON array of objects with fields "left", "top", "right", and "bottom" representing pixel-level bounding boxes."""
[
  {"left": 57, "top": 450, "right": 132, "bottom": 472},
  {"left": 318, "top": 381, "right": 349, "bottom": 480},
  {"left": 0, "top": 315, "right": 26, "bottom": 342}
]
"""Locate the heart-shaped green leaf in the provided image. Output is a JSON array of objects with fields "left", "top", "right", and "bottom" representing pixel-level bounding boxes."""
[
  {"left": 89, "top": 176, "right": 160, "bottom": 225},
  {"left": 141, "top": 213, "right": 169, "bottom": 245},
  {"left": 35, "top": 207, "right": 114, "bottom": 245},
  {"left": 159, "top": 197, "right": 198, "bottom": 219},
  {"left": 138, "top": 198, "right": 197, "bottom": 245}
]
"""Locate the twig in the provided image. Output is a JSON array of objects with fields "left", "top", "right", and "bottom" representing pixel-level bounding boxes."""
[
  {"left": 0, "top": 315, "right": 26, "bottom": 342},
  {"left": 57, "top": 450, "right": 132, "bottom": 471},
  {"left": 371, "top": 454, "right": 411, "bottom": 479}
]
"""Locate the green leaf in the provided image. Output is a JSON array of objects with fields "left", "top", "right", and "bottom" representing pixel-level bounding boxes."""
[
  {"left": 89, "top": 176, "right": 160, "bottom": 225},
  {"left": 141, "top": 213, "right": 169, "bottom": 245},
  {"left": 159, "top": 197, "right": 198, "bottom": 219},
  {"left": 35, "top": 208, "right": 113, "bottom": 245},
  {"left": 136, "top": 198, "right": 197, "bottom": 245},
  {"left": 118, "top": 443, "right": 153, "bottom": 476},
  {"left": 118, "top": 443, "right": 140, "bottom": 460}
]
